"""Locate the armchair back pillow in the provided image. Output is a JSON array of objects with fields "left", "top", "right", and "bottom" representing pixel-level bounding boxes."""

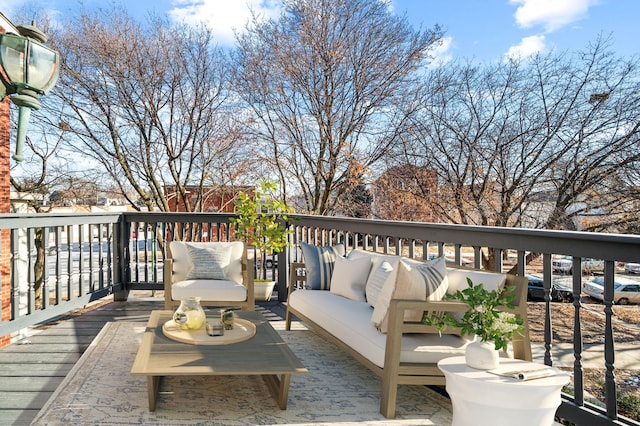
[
  {"left": 185, "top": 244, "right": 231, "bottom": 280},
  {"left": 169, "top": 241, "right": 245, "bottom": 283}
]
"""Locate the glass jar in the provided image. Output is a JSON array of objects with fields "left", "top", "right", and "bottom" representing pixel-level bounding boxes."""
[{"left": 173, "top": 297, "right": 206, "bottom": 330}]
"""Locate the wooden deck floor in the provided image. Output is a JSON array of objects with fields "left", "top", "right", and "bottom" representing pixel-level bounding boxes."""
[{"left": 0, "top": 294, "right": 288, "bottom": 426}]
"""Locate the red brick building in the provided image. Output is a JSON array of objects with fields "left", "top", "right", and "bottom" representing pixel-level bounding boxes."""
[
  {"left": 372, "top": 165, "right": 439, "bottom": 223},
  {"left": 1, "top": 97, "right": 10, "bottom": 347},
  {"left": 164, "top": 185, "right": 253, "bottom": 213}
]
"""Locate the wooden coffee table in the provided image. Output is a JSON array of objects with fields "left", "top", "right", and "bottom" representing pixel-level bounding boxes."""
[{"left": 131, "top": 310, "right": 307, "bottom": 411}]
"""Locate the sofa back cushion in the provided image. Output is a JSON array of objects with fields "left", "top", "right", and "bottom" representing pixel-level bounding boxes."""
[
  {"left": 446, "top": 268, "right": 507, "bottom": 294},
  {"left": 170, "top": 241, "right": 245, "bottom": 284},
  {"left": 300, "top": 241, "right": 346, "bottom": 290}
]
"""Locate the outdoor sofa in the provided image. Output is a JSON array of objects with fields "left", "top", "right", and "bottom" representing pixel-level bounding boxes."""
[{"left": 285, "top": 246, "right": 532, "bottom": 418}]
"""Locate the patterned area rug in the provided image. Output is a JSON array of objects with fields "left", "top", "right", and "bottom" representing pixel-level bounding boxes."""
[{"left": 32, "top": 320, "right": 452, "bottom": 425}]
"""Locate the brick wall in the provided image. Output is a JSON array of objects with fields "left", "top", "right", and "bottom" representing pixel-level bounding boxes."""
[{"left": 0, "top": 97, "right": 10, "bottom": 347}]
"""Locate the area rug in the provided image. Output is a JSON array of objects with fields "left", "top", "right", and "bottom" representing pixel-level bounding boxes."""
[{"left": 32, "top": 320, "right": 452, "bottom": 425}]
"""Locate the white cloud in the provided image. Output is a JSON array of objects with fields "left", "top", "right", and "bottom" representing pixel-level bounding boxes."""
[
  {"left": 428, "top": 36, "right": 453, "bottom": 68},
  {"left": 504, "top": 34, "right": 546, "bottom": 60},
  {"left": 168, "top": 0, "right": 282, "bottom": 45},
  {"left": 510, "top": 0, "right": 597, "bottom": 32},
  {"left": 0, "top": 1, "right": 24, "bottom": 22}
]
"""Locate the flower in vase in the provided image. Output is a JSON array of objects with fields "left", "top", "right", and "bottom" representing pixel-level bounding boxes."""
[{"left": 423, "top": 278, "right": 524, "bottom": 352}]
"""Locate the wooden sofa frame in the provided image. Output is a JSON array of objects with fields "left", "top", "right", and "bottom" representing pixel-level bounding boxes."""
[
  {"left": 163, "top": 246, "right": 255, "bottom": 311},
  {"left": 285, "top": 262, "right": 532, "bottom": 419}
]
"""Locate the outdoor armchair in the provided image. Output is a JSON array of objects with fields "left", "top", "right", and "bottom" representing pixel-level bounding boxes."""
[{"left": 164, "top": 241, "right": 255, "bottom": 311}]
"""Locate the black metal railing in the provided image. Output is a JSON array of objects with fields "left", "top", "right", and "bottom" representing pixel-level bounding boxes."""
[{"left": 0, "top": 211, "right": 639, "bottom": 425}]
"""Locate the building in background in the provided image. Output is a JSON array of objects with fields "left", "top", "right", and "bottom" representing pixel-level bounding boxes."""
[{"left": 372, "top": 165, "right": 439, "bottom": 223}]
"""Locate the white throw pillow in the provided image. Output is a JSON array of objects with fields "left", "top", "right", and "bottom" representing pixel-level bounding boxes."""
[
  {"left": 371, "top": 260, "right": 426, "bottom": 333},
  {"left": 329, "top": 256, "right": 373, "bottom": 302}
]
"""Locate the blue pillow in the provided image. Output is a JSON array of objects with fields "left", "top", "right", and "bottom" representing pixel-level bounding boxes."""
[{"left": 300, "top": 241, "right": 346, "bottom": 290}]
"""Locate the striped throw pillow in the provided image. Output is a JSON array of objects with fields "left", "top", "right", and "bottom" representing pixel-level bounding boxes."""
[
  {"left": 415, "top": 256, "right": 449, "bottom": 301},
  {"left": 300, "top": 241, "right": 346, "bottom": 290}
]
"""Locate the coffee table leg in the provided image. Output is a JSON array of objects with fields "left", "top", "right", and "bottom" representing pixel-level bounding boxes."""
[
  {"left": 263, "top": 374, "right": 291, "bottom": 409},
  {"left": 147, "top": 375, "right": 161, "bottom": 411}
]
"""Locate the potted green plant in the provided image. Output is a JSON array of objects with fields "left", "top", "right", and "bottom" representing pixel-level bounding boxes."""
[
  {"left": 423, "top": 278, "right": 524, "bottom": 369},
  {"left": 231, "top": 180, "right": 294, "bottom": 301}
]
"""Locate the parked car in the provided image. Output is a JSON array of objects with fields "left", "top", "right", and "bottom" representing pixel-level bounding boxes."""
[
  {"left": 551, "top": 256, "right": 604, "bottom": 274},
  {"left": 583, "top": 276, "right": 640, "bottom": 304},
  {"left": 582, "top": 258, "right": 605, "bottom": 274},
  {"left": 526, "top": 275, "right": 573, "bottom": 302},
  {"left": 552, "top": 256, "right": 573, "bottom": 274},
  {"left": 624, "top": 262, "right": 640, "bottom": 274}
]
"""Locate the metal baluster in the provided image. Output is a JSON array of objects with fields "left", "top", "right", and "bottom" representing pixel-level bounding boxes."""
[
  {"left": 572, "top": 257, "right": 584, "bottom": 406},
  {"left": 543, "top": 253, "right": 552, "bottom": 366},
  {"left": 602, "top": 261, "right": 618, "bottom": 420}
]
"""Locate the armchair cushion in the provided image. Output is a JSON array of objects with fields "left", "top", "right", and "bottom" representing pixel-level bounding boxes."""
[
  {"left": 184, "top": 244, "right": 231, "bottom": 280},
  {"left": 171, "top": 278, "right": 248, "bottom": 302},
  {"left": 170, "top": 241, "right": 245, "bottom": 284}
]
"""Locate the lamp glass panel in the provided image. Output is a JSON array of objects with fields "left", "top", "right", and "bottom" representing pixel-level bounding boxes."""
[
  {"left": 27, "top": 41, "right": 58, "bottom": 92},
  {"left": 0, "top": 35, "right": 26, "bottom": 84}
]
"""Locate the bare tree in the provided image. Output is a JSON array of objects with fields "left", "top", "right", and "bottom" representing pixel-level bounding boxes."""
[
  {"left": 396, "top": 37, "right": 640, "bottom": 241},
  {"left": 232, "top": 0, "right": 443, "bottom": 214},
  {"left": 44, "top": 7, "right": 250, "bottom": 212}
]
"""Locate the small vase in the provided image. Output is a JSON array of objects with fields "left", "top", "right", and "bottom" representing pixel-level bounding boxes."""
[
  {"left": 173, "top": 297, "right": 206, "bottom": 330},
  {"left": 465, "top": 340, "right": 499, "bottom": 370}
]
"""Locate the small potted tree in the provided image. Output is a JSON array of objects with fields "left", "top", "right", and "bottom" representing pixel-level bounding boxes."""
[{"left": 231, "top": 180, "right": 294, "bottom": 301}]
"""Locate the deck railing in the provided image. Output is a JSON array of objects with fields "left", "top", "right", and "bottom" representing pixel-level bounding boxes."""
[{"left": 0, "top": 211, "right": 639, "bottom": 425}]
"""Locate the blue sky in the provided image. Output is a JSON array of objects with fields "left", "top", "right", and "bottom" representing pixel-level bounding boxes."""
[{"left": 1, "top": 0, "right": 638, "bottom": 63}]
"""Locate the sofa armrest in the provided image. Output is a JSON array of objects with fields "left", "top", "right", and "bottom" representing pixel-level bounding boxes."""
[{"left": 288, "top": 262, "right": 307, "bottom": 298}]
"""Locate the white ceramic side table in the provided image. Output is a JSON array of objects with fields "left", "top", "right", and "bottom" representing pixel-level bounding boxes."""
[{"left": 438, "top": 356, "right": 571, "bottom": 426}]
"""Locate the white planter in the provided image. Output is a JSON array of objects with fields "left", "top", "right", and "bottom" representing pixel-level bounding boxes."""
[
  {"left": 465, "top": 340, "right": 499, "bottom": 370},
  {"left": 254, "top": 280, "right": 276, "bottom": 302}
]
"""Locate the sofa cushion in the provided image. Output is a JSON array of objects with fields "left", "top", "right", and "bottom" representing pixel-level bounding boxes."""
[
  {"left": 185, "top": 244, "right": 231, "bottom": 280},
  {"left": 371, "top": 260, "right": 426, "bottom": 333},
  {"left": 171, "top": 278, "right": 247, "bottom": 302},
  {"left": 364, "top": 259, "right": 398, "bottom": 307},
  {"left": 170, "top": 241, "right": 245, "bottom": 284},
  {"left": 446, "top": 268, "right": 507, "bottom": 294},
  {"left": 300, "top": 242, "right": 346, "bottom": 290},
  {"left": 347, "top": 249, "right": 400, "bottom": 306},
  {"left": 330, "top": 255, "right": 372, "bottom": 302},
  {"left": 289, "top": 289, "right": 468, "bottom": 368},
  {"left": 415, "top": 256, "right": 449, "bottom": 301}
]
